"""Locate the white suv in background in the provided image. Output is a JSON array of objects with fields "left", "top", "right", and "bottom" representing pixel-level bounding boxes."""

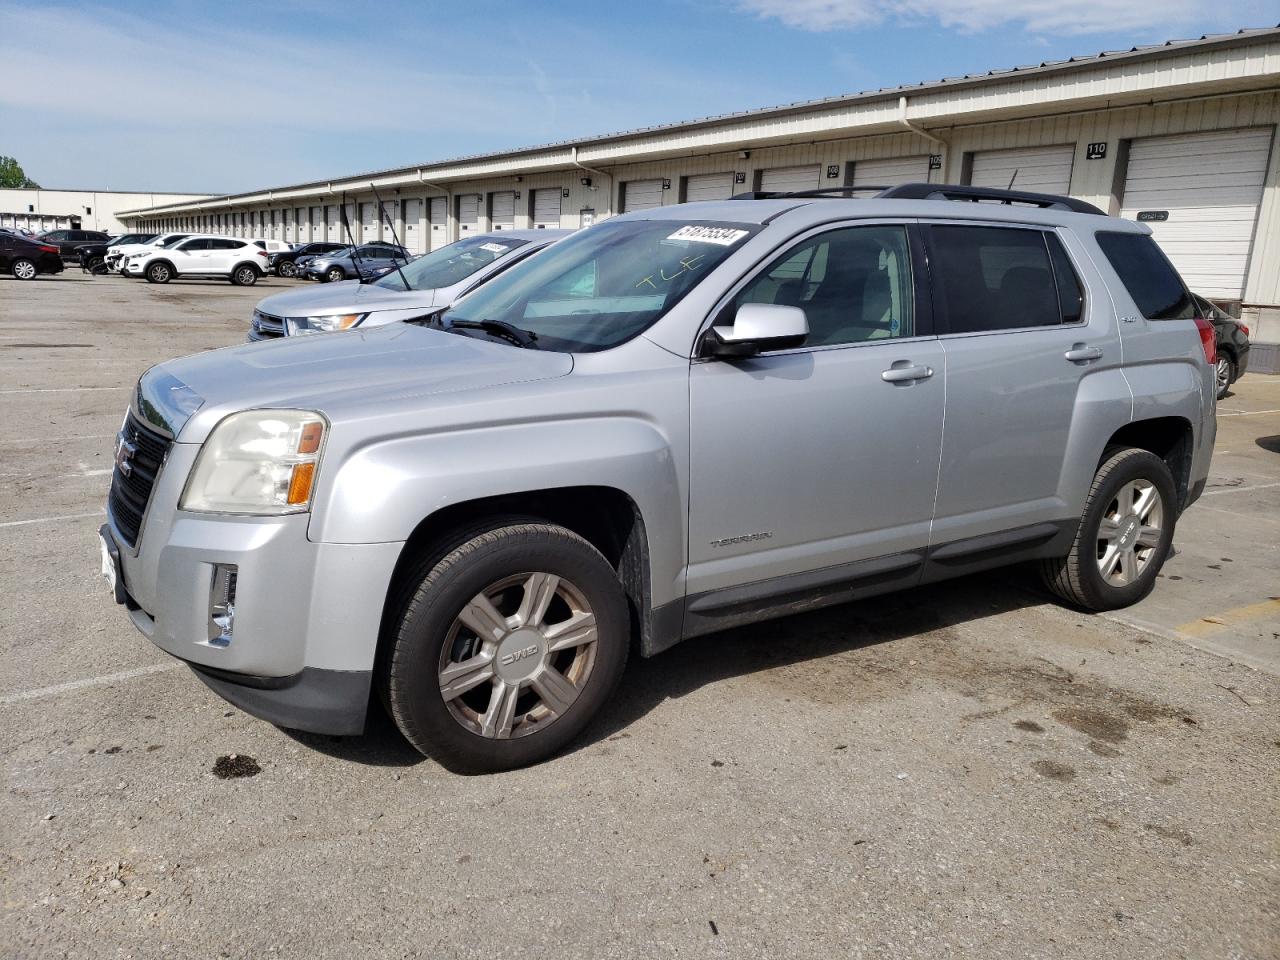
[
  {"left": 123, "top": 235, "right": 270, "bottom": 285},
  {"left": 250, "top": 238, "right": 291, "bottom": 255},
  {"left": 105, "top": 233, "right": 191, "bottom": 273}
]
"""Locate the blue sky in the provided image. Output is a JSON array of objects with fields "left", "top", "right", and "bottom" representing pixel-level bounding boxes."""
[{"left": 1, "top": 0, "right": 1274, "bottom": 194}]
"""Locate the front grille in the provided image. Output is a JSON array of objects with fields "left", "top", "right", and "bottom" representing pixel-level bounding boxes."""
[
  {"left": 107, "top": 412, "right": 172, "bottom": 548},
  {"left": 252, "top": 310, "right": 286, "bottom": 338}
]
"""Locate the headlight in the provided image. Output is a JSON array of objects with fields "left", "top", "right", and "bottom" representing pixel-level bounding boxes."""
[
  {"left": 180, "top": 409, "right": 327, "bottom": 515},
  {"left": 285, "top": 313, "right": 366, "bottom": 335}
]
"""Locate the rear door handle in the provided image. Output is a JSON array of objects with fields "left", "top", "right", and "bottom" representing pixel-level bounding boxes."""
[
  {"left": 1064, "top": 344, "right": 1103, "bottom": 363},
  {"left": 881, "top": 363, "right": 934, "bottom": 383}
]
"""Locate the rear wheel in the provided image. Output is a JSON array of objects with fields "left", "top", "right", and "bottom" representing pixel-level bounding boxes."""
[
  {"left": 1215, "top": 353, "right": 1235, "bottom": 400},
  {"left": 384, "top": 522, "right": 629, "bottom": 773},
  {"left": 1040, "top": 448, "right": 1177, "bottom": 611},
  {"left": 11, "top": 258, "right": 37, "bottom": 280},
  {"left": 230, "top": 264, "right": 259, "bottom": 286},
  {"left": 325, "top": 266, "right": 346, "bottom": 283},
  {"left": 145, "top": 261, "right": 172, "bottom": 284}
]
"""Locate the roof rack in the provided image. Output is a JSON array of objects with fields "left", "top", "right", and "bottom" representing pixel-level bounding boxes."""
[
  {"left": 729, "top": 181, "right": 1105, "bottom": 215},
  {"left": 876, "top": 182, "right": 1105, "bottom": 215}
]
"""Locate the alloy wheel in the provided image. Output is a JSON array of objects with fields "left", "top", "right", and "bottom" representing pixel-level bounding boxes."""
[
  {"left": 1215, "top": 356, "right": 1231, "bottom": 395},
  {"left": 1096, "top": 479, "right": 1163, "bottom": 587},
  {"left": 437, "top": 572, "right": 599, "bottom": 740},
  {"left": 13, "top": 260, "right": 36, "bottom": 280}
]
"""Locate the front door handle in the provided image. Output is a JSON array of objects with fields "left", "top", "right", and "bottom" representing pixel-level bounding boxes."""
[
  {"left": 881, "top": 363, "right": 934, "bottom": 383},
  {"left": 1065, "top": 344, "right": 1103, "bottom": 363}
]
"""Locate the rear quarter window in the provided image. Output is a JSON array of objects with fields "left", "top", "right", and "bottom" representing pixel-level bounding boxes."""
[{"left": 1095, "top": 231, "right": 1194, "bottom": 320}]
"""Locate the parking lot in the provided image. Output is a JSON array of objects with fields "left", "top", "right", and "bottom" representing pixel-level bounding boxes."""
[{"left": 2, "top": 272, "right": 1278, "bottom": 958}]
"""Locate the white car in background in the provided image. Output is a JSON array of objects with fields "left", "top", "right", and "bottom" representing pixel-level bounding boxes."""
[
  {"left": 250, "top": 238, "right": 291, "bottom": 255},
  {"left": 123, "top": 235, "right": 271, "bottom": 286},
  {"left": 105, "top": 233, "right": 191, "bottom": 273}
]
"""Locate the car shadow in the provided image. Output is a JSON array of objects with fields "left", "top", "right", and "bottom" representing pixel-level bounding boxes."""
[
  {"left": 1256, "top": 435, "right": 1280, "bottom": 455},
  {"left": 284, "top": 567, "right": 1052, "bottom": 770}
]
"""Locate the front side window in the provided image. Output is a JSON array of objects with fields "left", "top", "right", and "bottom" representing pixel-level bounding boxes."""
[
  {"left": 1095, "top": 231, "right": 1194, "bottom": 320},
  {"left": 928, "top": 225, "right": 1071, "bottom": 333},
  {"left": 441, "top": 219, "right": 758, "bottom": 352},
  {"left": 374, "top": 235, "right": 529, "bottom": 292},
  {"left": 731, "top": 224, "right": 915, "bottom": 346}
]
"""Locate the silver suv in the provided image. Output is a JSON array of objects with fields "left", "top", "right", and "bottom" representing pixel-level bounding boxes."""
[{"left": 100, "top": 184, "right": 1217, "bottom": 773}]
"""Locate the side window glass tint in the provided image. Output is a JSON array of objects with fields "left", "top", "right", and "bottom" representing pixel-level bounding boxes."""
[
  {"left": 929, "top": 225, "right": 1062, "bottom": 333},
  {"left": 733, "top": 225, "right": 914, "bottom": 346},
  {"left": 1095, "top": 232, "right": 1194, "bottom": 320},
  {"left": 1045, "top": 233, "right": 1084, "bottom": 323}
]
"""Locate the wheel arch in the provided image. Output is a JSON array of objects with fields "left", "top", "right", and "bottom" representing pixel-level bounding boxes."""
[
  {"left": 375, "top": 485, "right": 663, "bottom": 675},
  {"left": 1101, "top": 416, "right": 1195, "bottom": 511},
  {"left": 146, "top": 258, "right": 176, "bottom": 278}
]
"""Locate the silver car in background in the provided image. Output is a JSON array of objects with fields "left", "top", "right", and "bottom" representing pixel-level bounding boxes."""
[{"left": 248, "top": 229, "right": 571, "bottom": 340}]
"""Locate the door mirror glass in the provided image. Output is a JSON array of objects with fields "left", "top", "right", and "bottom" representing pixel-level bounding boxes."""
[{"left": 704, "top": 303, "right": 808, "bottom": 358}]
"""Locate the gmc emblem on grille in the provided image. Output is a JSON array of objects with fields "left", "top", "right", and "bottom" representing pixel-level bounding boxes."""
[{"left": 115, "top": 436, "right": 138, "bottom": 477}]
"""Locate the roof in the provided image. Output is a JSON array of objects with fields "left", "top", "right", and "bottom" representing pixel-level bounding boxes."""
[{"left": 122, "top": 25, "right": 1280, "bottom": 217}]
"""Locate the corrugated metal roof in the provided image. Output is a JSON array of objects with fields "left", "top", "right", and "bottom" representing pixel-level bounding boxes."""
[{"left": 124, "top": 25, "right": 1280, "bottom": 214}]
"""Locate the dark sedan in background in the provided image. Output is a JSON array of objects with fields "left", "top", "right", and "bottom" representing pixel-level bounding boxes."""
[
  {"left": 1194, "top": 293, "right": 1252, "bottom": 399},
  {"left": 270, "top": 241, "right": 350, "bottom": 278},
  {"left": 2, "top": 230, "right": 65, "bottom": 279}
]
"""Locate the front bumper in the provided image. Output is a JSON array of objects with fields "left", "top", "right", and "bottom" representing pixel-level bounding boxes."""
[{"left": 104, "top": 444, "right": 403, "bottom": 734}]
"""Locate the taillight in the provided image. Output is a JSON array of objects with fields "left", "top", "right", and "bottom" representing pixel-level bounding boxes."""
[
  {"left": 39, "top": 244, "right": 58, "bottom": 254},
  {"left": 257, "top": 249, "right": 268, "bottom": 258},
  {"left": 1234, "top": 320, "right": 1250, "bottom": 340},
  {"left": 1193, "top": 316, "right": 1217, "bottom": 366}
]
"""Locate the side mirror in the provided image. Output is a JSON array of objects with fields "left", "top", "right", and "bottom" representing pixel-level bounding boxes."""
[{"left": 701, "top": 303, "right": 809, "bottom": 358}]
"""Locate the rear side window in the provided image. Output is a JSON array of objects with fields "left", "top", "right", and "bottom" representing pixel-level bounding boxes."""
[
  {"left": 927, "top": 225, "right": 1070, "bottom": 333},
  {"left": 1095, "top": 232, "right": 1194, "bottom": 320}
]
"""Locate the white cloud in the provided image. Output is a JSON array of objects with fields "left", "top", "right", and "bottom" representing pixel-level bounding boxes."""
[{"left": 736, "top": 0, "right": 1257, "bottom": 35}]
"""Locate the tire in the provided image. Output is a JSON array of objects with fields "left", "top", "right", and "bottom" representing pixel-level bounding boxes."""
[
  {"left": 11, "top": 258, "right": 37, "bottom": 280},
  {"left": 276, "top": 259, "right": 297, "bottom": 278},
  {"left": 145, "top": 261, "right": 172, "bottom": 284},
  {"left": 384, "top": 521, "right": 630, "bottom": 774},
  {"left": 231, "top": 264, "right": 258, "bottom": 286},
  {"left": 87, "top": 255, "right": 104, "bottom": 271},
  {"left": 1214, "top": 353, "right": 1235, "bottom": 401},
  {"left": 325, "top": 266, "right": 346, "bottom": 283},
  {"left": 1040, "top": 448, "right": 1177, "bottom": 611}
]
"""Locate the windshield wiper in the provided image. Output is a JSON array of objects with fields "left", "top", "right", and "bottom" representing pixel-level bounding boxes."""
[{"left": 446, "top": 318, "right": 540, "bottom": 349}]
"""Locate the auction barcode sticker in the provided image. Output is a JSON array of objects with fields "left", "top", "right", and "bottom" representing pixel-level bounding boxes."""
[
  {"left": 666, "top": 225, "right": 749, "bottom": 246},
  {"left": 480, "top": 243, "right": 511, "bottom": 253}
]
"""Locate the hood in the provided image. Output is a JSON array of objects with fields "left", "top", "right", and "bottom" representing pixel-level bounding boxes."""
[
  {"left": 140, "top": 322, "right": 573, "bottom": 443},
  {"left": 255, "top": 279, "right": 440, "bottom": 317}
]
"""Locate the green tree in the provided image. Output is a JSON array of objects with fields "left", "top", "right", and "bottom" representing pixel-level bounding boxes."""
[{"left": 0, "top": 156, "right": 40, "bottom": 189}]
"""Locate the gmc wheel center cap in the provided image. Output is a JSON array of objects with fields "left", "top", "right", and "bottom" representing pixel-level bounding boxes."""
[
  {"left": 1117, "top": 513, "right": 1140, "bottom": 547},
  {"left": 495, "top": 628, "right": 545, "bottom": 681}
]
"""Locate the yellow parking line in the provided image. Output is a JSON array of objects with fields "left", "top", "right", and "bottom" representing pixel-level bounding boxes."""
[{"left": 1177, "top": 598, "right": 1280, "bottom": 637}]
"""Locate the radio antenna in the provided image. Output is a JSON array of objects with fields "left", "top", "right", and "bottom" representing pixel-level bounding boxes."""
[{"left": 370, "top": 183, "right": 411, "bottom": 292}]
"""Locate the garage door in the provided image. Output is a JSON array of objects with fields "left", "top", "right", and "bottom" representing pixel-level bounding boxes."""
[
  {"left": 429, "top": 197, "right": 447, "bottom": 249},
  {"left": 403, "top": 199, "right": 422, "bottom": 253},
  {"left": 361, "top": 203, "right": 378, "bottom": 241},
  {"left": 684, "top": 172, "right": 733, "bottom": 202},
  {"left": 852, "top": 155, "right": 930, "bottom": 189},
  {"left": 622, "top": 179, "right": 663, "bottom": 212},
  {"left": 760, "top": 165, "right": 821, "bottom": 194},
  {"left": 1120, "top": 128, "right": 1272, "bottom": 300},
  {"left": 533, "top": 188, "right": 561, "bottom": 228},
  {"left": 491, "top": 191, "right": 516, "bottom": 230},
  {"left": 310, "top": 207, "right": 322, "bottom": 242},
  {"left": 326, "top": 206, "right": 339, "bottom": 242},
  {"left": 969, "top": 145, "right": 1074, "bottom": 194},
  {"left": 458, "top": 194, "right": 480, "bottom": 233}
]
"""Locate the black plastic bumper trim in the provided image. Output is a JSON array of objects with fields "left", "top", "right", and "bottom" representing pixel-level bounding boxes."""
[{"left": 189, "top": 663, "right": 371, "bottom": 736}]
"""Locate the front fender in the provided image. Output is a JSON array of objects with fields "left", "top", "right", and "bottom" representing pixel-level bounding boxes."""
[{"left": 308, "top": 416, "right": 685, "bottom": 607}]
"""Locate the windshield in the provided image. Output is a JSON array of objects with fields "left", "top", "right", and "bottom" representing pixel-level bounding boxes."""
[
  {"left": 439, "top": 220, "right": 756, "bottom": 352},
  {"left": 374, "top": 235, "right": 529, "bottom": 292}
]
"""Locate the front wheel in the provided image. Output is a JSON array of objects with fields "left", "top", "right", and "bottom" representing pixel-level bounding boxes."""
[
  {"left": 230, "top": 265, "right": 258, "bottom": 286},
  {"left": 145, "top": 262, "right": 172, "bottom": 284},
  {"left": 324, "top": 266, "right": 346, "bottom": 283},
  {"left": 384, "top": 522, "right": 630, "bottom": 773},
  {"left": 276, "top": 259, "right": 297, "bottom": 278},
  {"left": 11, "top": 258, "right": 37, "bottom": 280},
  {"left": 1040, "top": 448, "right": 1177, "bottom": 611},
  {"left": 1215, "top": 354, "right": 1235, "bottom": 401}
]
